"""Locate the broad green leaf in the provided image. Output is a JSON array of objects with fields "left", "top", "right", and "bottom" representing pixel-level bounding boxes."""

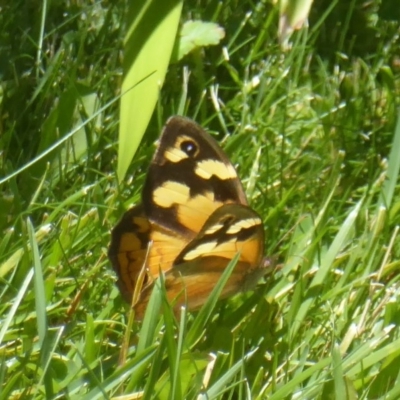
[{"left": 118, "top": 0, "right": 183, "bottom": 181}]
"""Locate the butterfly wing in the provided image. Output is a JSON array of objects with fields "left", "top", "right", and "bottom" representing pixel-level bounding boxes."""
[
  {"left": 108, "top": 205, "right": 150, "bottom": 303},
  {"left": 143, "top": 116, "right": 248, "bottom": 240},
  {"left": 108, "top": 205, "right": 191, "bottom": 303},
  {"left": 134, "top": 204, "right": 266, "bottom": 318},
  {"left": 109, "top": 116, "right": 265, "bottom": 314}
]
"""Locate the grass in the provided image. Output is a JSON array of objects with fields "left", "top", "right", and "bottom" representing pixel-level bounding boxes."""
[{"left": 1, "top": 0, "right": 400, "bottom": 398}]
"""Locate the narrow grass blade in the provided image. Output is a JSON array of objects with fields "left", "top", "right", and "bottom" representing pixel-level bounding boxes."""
[
  {"left": 137, "top": 277, "right": 164, "bottom": 353},
  {"left": 0, "top": 372, "right": 23, "bottom": 400},
  {"left": 290, "top": 198, "right": 363, "bottom": 339},
  {"left": 268, "top": 357, "right": 331, "bottom": 400},
  {"left": 311, "top": 198, "right": 362, "bottom": 288},
  {"left": 81, "top": 345, "right": 157, "bottom": 400},
  {"left": 0, "top": 224, "right": 51, "bottom": 279},
  {"left": 186, "top": 253, "right": 241, "bottom": 347},
  {"left": 345, "top": 327, "right": 399, "bottom": 378},
  {"left": 331, "top": 343, "right": 346, "bottom": 400},
  {"left": 166, "top": 305, "right": 182, "bottom": 400},
  {"left": 27, "top": 218, "right": 47, "bottom": 346},
  {"left": 143, "top": 333, "right": 168, "bottom": 399},
  {"left": 384, "top": 381, "right": 400, "bottom": 400},
  {"left": 379, "top": 112, "right": 400, "bottom": 209},
  {"left": 0, "top": 268, "right": 34, "bottom": 345},
  {"left": 198, "top": 347, "right": 258, "bottom": 399},
  {"left": 27, "top": 218, "right": 56, "bottom": 397}
]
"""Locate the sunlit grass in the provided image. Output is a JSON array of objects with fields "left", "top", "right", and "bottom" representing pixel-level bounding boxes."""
[{"left": 1, "top": 1, "right": 400, "bottom": 399}]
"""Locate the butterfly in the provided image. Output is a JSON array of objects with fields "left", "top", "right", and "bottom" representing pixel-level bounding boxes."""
[{"left": 108, "top": 116, "right": 267, "bottom": 319}]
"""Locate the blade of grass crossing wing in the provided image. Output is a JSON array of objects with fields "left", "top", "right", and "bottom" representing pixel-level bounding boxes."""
[
  {"left": 118, "top": 0, "right": 183, "bottom": 180},
  {"left": 137, "top": 276, "right": 164, "bottom": 353},
  {"left": 186, "top": 253, "right": 241, "bottom": 347}
]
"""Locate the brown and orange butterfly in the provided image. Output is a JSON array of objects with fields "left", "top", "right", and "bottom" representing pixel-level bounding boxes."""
[{"left": 108, "top": 116, "right": 267, "bottom": 318}]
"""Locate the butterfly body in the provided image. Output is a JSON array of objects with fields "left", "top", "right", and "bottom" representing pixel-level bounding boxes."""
[{"left": 108, "top": 116, "right": 267, "bottom": 318}]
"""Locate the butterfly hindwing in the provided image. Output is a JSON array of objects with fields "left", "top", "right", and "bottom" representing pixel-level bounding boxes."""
[
  {"left": 174, "top": 204, "right": 264, "bottom": 267},
  {"left": 133, "top": 204, "right": 265, "bottom": 319},
  {"left": 108, "top": 205, "right": 150, "bottom": 303},
  {"left": 109, "top": 205, "right": 192, "bottom": 302}
]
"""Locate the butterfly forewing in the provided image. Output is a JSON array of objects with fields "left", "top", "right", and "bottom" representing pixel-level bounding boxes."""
[{"left": 142, "top": 116, "right": 248, "bottom": 239}]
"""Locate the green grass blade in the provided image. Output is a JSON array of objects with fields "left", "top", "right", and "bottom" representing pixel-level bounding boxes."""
[
  {"left": 143, "top": 334, "right": 168, "bottom": 399},
  {"left": 290, "top": 197, "right": 363, "bottom": 339},
  {"left": 81, "top": 345, "right": 157, "bottom": 400},
  {"left": 137, "top": 279, "right": 164, "bottom": 353},
  {"left": 27, "top": 218, "right": 47, "bottom": 346},
  {"left": 0, "top": 268, "right": 34, "bottom": 345},
  {"left": 379, "top": 112, "right": 400, "bottom": 209},
  {"left": 27, "top": 218, "right": 55, "bottom": 397},
  {"left": 311, "top": 198, "right": 363, "bottom": 289},
  {"left": 186, "top": 253, "right": 241, "bottom": 347},
  {"left": 332, "top": 343, "right": 346, "bottom": 400},
  {"left": 166, "top": 308, "right": 181, "bottom": 400},
  {"left": 268, "top": 357, "right": 332, "bottom": 400},
  {"left": 198, "top": 347, "right": 258, "bottom": 399}
]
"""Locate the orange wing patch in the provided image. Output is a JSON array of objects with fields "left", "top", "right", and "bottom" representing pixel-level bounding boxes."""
[
  {"left": 109, "top": 208, "right": 192, "bottom": 301},
  {"left": 146, "top": 226, "right": 190, "bottom": 276},
  {"left": 108, "top": 206, "right": 150, "bottom": 302}
]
